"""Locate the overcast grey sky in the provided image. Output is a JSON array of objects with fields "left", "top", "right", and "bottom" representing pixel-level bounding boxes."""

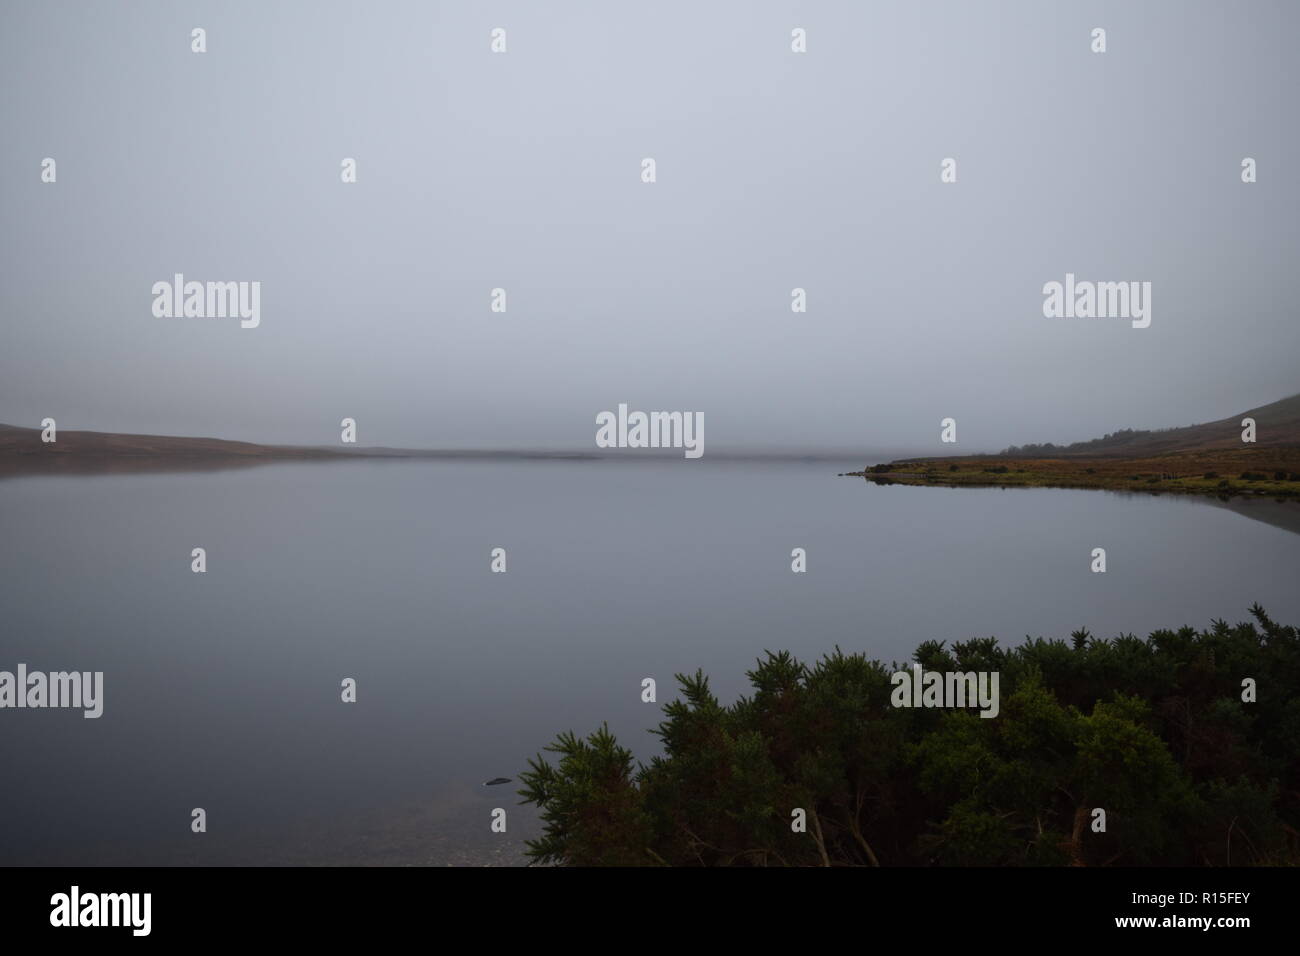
[{"left": 2, "top": 1, "right": 1296, "bottom": 453}]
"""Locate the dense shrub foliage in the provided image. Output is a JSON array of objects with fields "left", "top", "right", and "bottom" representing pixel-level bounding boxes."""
[{"left": 519, "top": 606, "right": 1300, "bottom": 866}]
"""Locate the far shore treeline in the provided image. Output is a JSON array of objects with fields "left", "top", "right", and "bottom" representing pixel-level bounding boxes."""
[{"left": 519, "top": 607, "right": 1299, "bottom": 866}]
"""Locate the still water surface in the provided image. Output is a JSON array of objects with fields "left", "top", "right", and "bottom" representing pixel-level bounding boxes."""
[{"left": 3, "top": 459, "right": 1298, "bottom": 864}]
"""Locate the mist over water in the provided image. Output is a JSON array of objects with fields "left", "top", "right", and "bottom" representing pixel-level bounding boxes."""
[
  {"left": 3, "top": 1, "right": 1299, "bottom": 452},
  {"left": 2, "top": 459, "right": 1297, "bottom": 865}
]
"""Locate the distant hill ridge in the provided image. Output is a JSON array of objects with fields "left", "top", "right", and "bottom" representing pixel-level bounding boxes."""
[
  {"left": 4, "top": 390, "right": 1299, "bottom": 465},
  {"left": 1000, "top": 392, "right": 1300, "bottom": 458},
  {"left": 0, "top": 423, "right": 597, "bottom": 475},
  {"left": 0, "top": 423, "right": 340, "bottom": 459}
]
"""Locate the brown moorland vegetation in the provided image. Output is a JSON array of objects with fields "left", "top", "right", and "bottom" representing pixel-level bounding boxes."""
[{"left": 845, "top": 393, "right": 1300, "bottom": 499}]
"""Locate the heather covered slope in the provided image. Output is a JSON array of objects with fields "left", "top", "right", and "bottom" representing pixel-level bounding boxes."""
[
  {"left": 1000, "top": 392, "right": 1300, "bottom": 457},
  {"left": 847, "top": 392, "right": 1300, "bottom": 499}
]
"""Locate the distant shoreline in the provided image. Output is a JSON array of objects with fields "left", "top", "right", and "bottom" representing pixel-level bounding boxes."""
[
  {"left": 0, "top": 423, "right": 874, "bottom": 477},
  {"left": 842, "top": 450, "right": 1300, "bottom": 501},
  {"left": 837, "top": 390, "right": 1300, "bottom": 501}
]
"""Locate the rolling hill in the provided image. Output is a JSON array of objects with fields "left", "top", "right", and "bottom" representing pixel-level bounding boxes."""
[
  {"left": 1000, "top": 393, "right": 1300, "bottom": 457},
  {"left": 849, "top": 391, "right": 1300, "bottom": 499}
]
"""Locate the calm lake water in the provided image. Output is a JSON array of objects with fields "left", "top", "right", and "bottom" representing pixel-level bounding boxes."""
[{"left": 3, "top": 459, "right": 1299, "bottom": 865}]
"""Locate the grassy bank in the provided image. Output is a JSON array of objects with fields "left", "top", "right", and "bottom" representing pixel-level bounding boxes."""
[{"left": 842, "top": 447, "right": 1300, "bottom": 499}]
